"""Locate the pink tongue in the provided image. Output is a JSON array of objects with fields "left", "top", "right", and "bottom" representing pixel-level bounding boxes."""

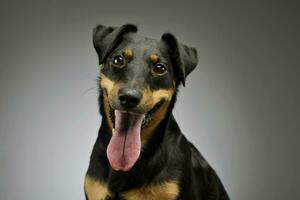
[{"left": 107, "top": 110, "right": 144, "bottom": 171}]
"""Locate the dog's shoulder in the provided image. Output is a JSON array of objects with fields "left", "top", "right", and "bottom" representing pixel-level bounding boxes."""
[
  {"left": 189, "top": 142, "right": 210, "bottom": 170},
  {"left": 188, "top": 142, "right": 229, "bottom": 199}
]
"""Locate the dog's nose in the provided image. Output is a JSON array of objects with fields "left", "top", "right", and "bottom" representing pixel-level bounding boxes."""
[{"left": 118, "top": 88, "right": 142, "bottom": 109}]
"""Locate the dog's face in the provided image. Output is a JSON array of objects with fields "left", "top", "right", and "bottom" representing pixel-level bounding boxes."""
[
  {"left": 93, "top": 24, "right": 198, "bottom": 171},
  {"left": 101, "top": 34, "right": 177, "bottom": 127}
]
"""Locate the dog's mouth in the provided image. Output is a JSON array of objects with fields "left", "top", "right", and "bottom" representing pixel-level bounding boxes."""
[
  {"left": 106, "top": 101, "right": 164, "bottom": 172},
  {"left": 108, "top": 100, "right": 164, "bottom": 128}
]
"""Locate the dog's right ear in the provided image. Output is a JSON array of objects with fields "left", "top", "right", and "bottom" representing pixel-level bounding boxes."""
[{"left": 93, "top": 24, "right": 137, "bottom": 64}]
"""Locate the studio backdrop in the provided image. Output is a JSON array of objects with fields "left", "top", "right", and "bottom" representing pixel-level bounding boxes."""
[{"left": 0, "top": 1, "right": 299, "bottom": 200}]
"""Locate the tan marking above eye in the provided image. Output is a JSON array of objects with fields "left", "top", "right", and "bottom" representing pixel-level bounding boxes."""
[
  {"left": 149, "top": 53, "right": 159, "bottom": 63},
  {"left": 121, "top": 181, "right": 179, "bottom": 200},
  {"left": 124, "top": 47, "right": 133, "bottom": 58},
  {"left": 84, "top": 175, "right": 111, "bottom": 200}
]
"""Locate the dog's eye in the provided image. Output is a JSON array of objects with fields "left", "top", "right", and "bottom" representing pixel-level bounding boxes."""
[
  {"left": 111, "top": 55, "right": 126, "bottom": 67},
  {"left": 152, "top": 63, "right": 168, "bottom": 75}
]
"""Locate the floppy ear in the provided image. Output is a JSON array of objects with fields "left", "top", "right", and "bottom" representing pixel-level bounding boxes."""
[
  {"left": 93, "top": 24, "right": 137, "bottom": 64},
  {"left": 161, "top": 33, "right": 198, "bottom": 86}
]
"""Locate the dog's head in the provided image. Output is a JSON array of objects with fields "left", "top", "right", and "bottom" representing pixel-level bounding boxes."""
[{"left": 93, "top": 24, "right": 198, "bottom": 171}]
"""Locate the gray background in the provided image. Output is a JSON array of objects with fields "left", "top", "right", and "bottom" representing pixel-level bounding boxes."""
[{"left": 0, "top": 0, "right": 299, "bottom": 199}]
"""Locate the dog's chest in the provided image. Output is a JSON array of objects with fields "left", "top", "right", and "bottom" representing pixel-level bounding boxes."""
[{"left": 85, "top": 175, "right": 179, "bottom": 200}]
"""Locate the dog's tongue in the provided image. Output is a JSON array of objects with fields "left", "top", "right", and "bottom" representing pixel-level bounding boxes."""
[{"left": 107, "top": 110, "right": 144, "bottom": 171}]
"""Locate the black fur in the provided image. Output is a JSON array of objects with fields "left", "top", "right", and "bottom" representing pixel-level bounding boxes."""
[{"left": 86, "top": 24, "right": 229, "bottom": 200}]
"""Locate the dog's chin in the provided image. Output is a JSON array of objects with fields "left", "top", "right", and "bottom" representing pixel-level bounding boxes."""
[{"left": 108, "top": 100, "right": 164, "bottom": 129}]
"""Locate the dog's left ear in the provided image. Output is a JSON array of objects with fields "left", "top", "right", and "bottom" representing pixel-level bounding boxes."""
[
  {"left": 93, "top": 24, "right": 138, "bottom": 64},
  {"left": 161, "top": 33, "right": 198, "bottom": 86}
]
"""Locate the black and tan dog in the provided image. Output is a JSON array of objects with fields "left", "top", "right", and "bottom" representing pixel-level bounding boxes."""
[{"left": 85, "top": 24, "right": 229, "bottom": 200}]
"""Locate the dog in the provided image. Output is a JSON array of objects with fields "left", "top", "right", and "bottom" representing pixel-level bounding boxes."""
[{"left": 84, "top": 24, "right": 229, "bottom": 200}]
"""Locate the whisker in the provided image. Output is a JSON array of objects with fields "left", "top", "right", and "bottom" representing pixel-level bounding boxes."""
[{"left": 81, "top": 86, "right": 98, "bottom": 96}]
